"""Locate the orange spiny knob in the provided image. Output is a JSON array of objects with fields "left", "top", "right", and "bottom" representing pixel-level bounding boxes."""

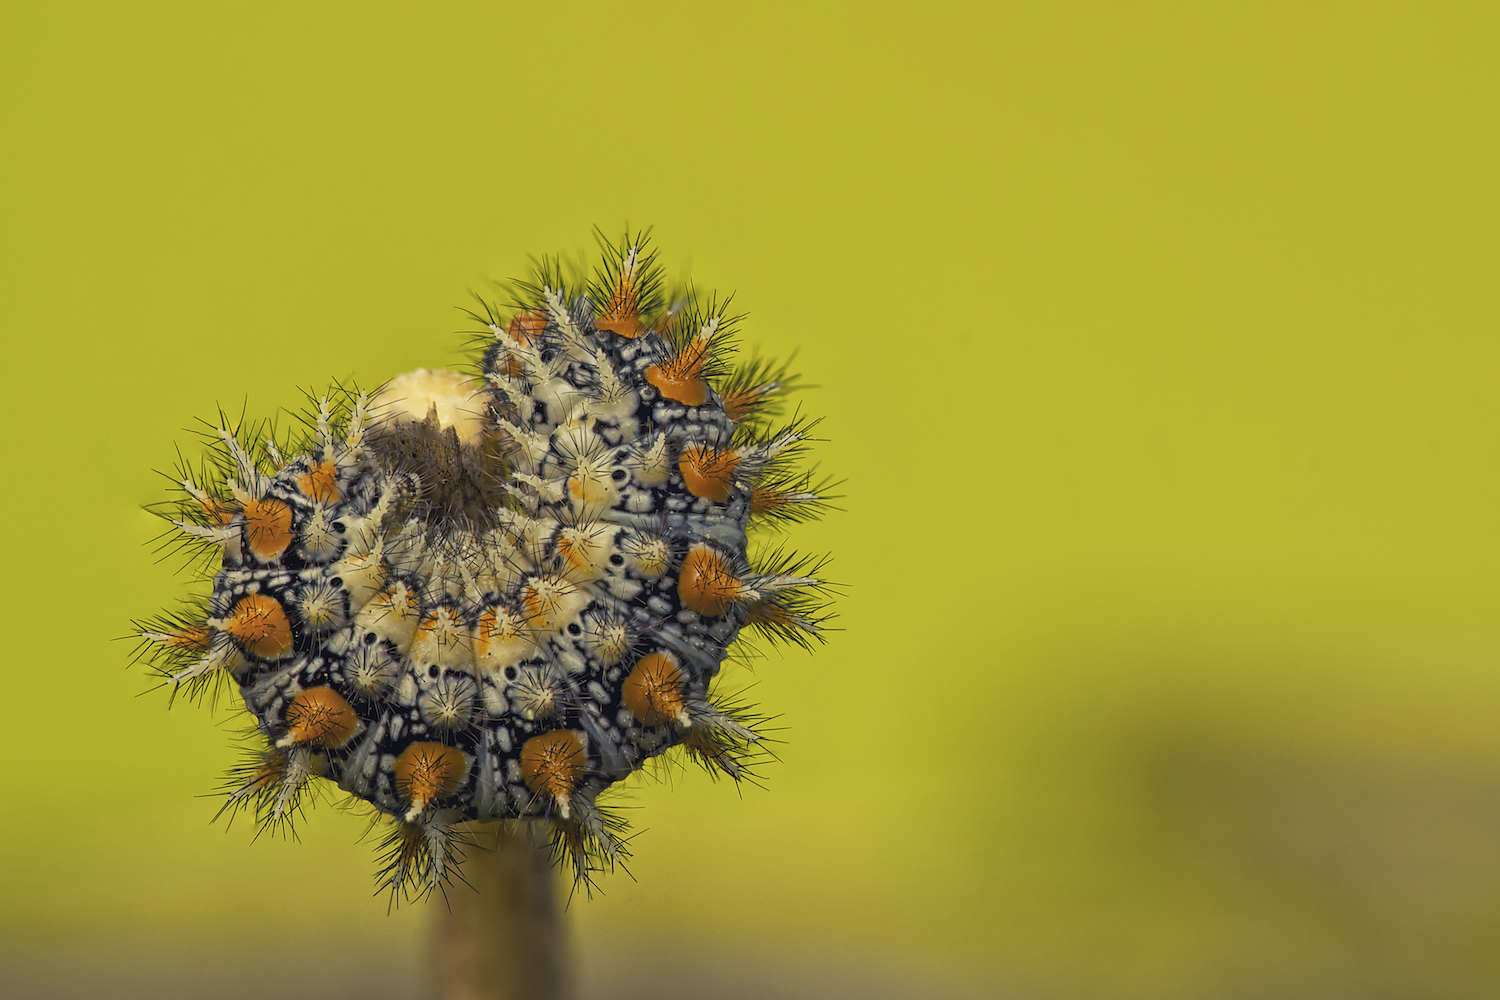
[
  {"left": 282, "top": 686, "right": 360, "bottom": 748},
  {"left": 223, "top": 594, "right": 293, "bottom": 659},
  {"left": 679, "top": 445, "right": 740, "bottom": 502},
  {"left": 645, "top": 320, "right": 714, "bottom": 405},
  {"left": 395, "top": 742, "right": 467, "bottom": 819},
  {"left": 594, "top": 250, "right": 645, "bottom": 339},
  {"left": 678, "top": 545, "right": 745, "bottom": 617},
  {"left": 623, "top": 652, "right": 690, "bottom": 726},
  {"left": 521, "top": 730, "right": 587, "bottom": 818},
  {"left": 242, "top": 498, "right": 294, "bottom": 561},
  {"left": 297, "top": 462, "right": 339, "bottom": 504}
]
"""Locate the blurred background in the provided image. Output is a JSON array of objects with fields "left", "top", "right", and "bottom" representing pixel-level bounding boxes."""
[{"left": 3, "top": 2, "right": 1498, "bottom": 998}]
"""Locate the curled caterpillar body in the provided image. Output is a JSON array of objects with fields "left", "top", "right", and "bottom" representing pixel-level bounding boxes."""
[{"left": 134, "top": 232, "right": 835, "bottom": 899}]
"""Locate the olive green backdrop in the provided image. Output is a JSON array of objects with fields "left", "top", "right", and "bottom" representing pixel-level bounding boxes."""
[{"left": 4, "top": 2, "right": 1499, "bottom": 998}]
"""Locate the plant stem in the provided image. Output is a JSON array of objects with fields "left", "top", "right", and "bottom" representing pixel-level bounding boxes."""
[{"left": 431, "top": 820, "right": 566, "bottom": 1000}]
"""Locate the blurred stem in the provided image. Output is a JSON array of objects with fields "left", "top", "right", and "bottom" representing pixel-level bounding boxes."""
[{"left": 431, "top": 820, "right": 567, "bottom": 1000}]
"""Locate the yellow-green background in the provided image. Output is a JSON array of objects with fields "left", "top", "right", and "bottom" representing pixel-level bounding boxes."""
[{"left": 4, "top": 2, "right": 1498, "bottom": 997}]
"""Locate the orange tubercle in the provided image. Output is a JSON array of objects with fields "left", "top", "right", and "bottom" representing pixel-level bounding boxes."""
[
  {"left": 224, "top": 593, "right": 294, "bottom": 659},
  {"left": 283, "top": 686, "right": 360, "bottom": 748},
  {"left": 747, "top": 598, "right": 793, "bottom": 628},
  {"left": 652, "top": 310, "right": 679, "bottom": 338},
  {"left": 721, "top": 383, "right": 775, "bottom": 423},
  {"left": 506, "top": 311, "right": 548, "bottom": 344},
  {"left": 394, "top": 742, "right": 467, "bottom": 816},
  {"left": 297, "top": 461, "right": 339, "bottom": 504},
  {"left": 164, "top": 625, "right": 211, "bottom": 652},
  {"left": 496, "top": 311, "right": 548, "bottom": 378},
  {"left": 678, "top": 446, "right": 740, "bottom": 502},
  {"left": 750, "top": 482, "right": 807, "bottom": 517},
  {"left": 199, "top": 496, "right": 239, "bottom": 525},
  {"left": 677, "top": 545, "right": 745, "bottom": 618},
  {"left": 243, "top": 498, "right": 294, "bottom": 561},
  {"left": 646, "top": 366, "right": 708, "bottom": 406},
  {"left": 720, "top": 390, "right": 755, "bottom": 422},
  {"left": 243, "top": 752, "right": 288, "bottom": 794},
  {"left": 622, "top": 652, "right": 689, "bottom": 726},
  {"left": 595, "top": 264, "right": 644, "bottom": 338},
  {"left": 595, "top": 315, "right": 645, "bottom": 339},
  {"left": 683, "top": 727, "right": 740, "bottom": 778},
  {"left": 645, "top": 329, "right": 712, "bottom": 406},
  {"left": 520, "top": 730, "right": 587, "bottom": 815},
  {"left": 389, "top": 821, "right": 425, "bottom": 870}
]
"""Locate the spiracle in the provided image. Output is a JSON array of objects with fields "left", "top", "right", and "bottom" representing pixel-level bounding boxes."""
[{"left": 133, "top": 232, "right": 835, "bottom": 899}]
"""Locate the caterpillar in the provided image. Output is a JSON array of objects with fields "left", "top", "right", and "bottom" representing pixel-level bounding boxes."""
[{"left": 133, "top": 231, "right": 835, "bottom": 901}]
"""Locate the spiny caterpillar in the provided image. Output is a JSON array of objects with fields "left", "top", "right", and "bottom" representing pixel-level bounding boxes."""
[{"left": 134, "top": 232, "right": 835, "bottom": 901}]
